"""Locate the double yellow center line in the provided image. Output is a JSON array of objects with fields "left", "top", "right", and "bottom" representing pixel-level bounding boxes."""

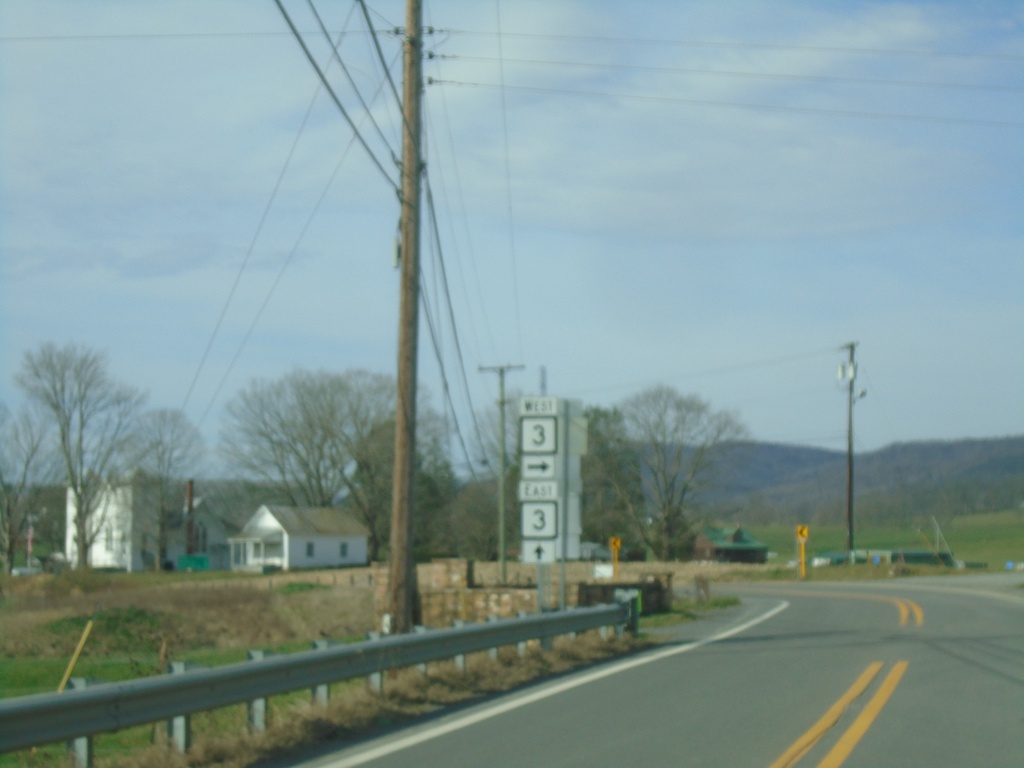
[
  {"left": 770, "top": 661, "right": 909, "bottom": 768},
  {"left": 766, "top": 592, "right": 922, "bottom": 766}
]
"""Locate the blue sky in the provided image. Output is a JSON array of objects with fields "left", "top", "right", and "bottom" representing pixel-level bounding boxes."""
[{"left": 2, "top": 1, "right": 1022, "bottom": 470}]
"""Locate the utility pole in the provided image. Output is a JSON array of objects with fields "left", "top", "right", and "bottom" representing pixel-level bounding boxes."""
[
  {"left": 839, "top": 342, "right": 865, "bottom": 564},
  {"left": 388, "top": 0, "right": 423, "bottom": 635},
  {"left": 479, "top": 364, "right": 524, "bottom": 584}
]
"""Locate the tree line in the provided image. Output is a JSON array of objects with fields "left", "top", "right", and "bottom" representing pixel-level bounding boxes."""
[{"left": 1, "top": 341, "right": 745, "bottom": 573}]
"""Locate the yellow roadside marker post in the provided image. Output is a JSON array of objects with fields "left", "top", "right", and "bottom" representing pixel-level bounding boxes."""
[
  {"left": 609, "top": 536, "right": 622, "bottom": 580},
  {"left": 796, "top": 525, "right": 809, "bottom": 579}
]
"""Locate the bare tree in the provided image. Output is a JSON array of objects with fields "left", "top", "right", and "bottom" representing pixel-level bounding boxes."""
[
  {"left": 16, "top": 343, "right": 146, "bottom": 569},
  {"left": 221, "top": 369, "right": 457, "bottom": 562},
  {"left": 137, "top": 408, "right": 204, "bottom": 565},
  {"left": 220, "top": 369, "right": 397, "bottom": 560},
  {"left": 619, "top": 385, "right": 747, "bottom": 560},
  {"left": 580, "top": 405, "right": 645, "bottom": 554},
  {"left": 0, "top": 404, "right": 57, "bottom": 573}
]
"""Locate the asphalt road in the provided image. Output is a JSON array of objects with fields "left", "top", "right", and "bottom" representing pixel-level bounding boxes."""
[{"left": 284, "top": 574, "right": 1024, "bottom": 768}]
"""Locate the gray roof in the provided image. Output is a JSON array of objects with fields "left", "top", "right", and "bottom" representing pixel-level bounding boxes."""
[{"left": 262, "top": 506, "right": 370, "bottom": 538}]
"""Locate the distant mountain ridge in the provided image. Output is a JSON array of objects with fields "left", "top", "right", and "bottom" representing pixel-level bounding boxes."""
[{"left": 707, "top": 436, "right": 1024, "bottom": 523}]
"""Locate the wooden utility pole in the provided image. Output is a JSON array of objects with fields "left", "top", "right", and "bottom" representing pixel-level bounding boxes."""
[
  {"left": 479, "top": 364, "right": 524, "bottom": 584},
  {"left": 388, "top": 0, "right": 423, "bottom": 635}
]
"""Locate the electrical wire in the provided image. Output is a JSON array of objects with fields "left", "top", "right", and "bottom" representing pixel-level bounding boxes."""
[
  {"left": 429, "top": 78, "right": 1023, "bottom": 128},
  {"left": 493, "top": 0, "right": 525, "bottom": 360},
  {"left": 197, "top": 127, "right": 362, "bottom": 427},
  {"left": 307, "top": 0, "right": 398, "bottom": 167},
  {"left": 274, "top": 0, "right": 399, "bottom": 189},
  {"left": 423, "top": 177, "right": 489, "bottom": 465},
  {"left": 435, "top": 53, "right": 1024, "bottom": 94},
  {"left": 180, "top": 72, "right": 325, "bottom": 414},
  {"left": 440, "top": 30, "right": 1024, "bottom": 63},
  {"left": 422, "top": 75, "right": 496, "bottom": 362}
]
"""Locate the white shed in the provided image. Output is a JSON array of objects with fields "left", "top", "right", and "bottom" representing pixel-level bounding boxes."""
[{"left": 229, "top": 505, "right": 369, "bottom": 571}]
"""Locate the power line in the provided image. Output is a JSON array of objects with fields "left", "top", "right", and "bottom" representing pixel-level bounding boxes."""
[
  {"left": 306, "top": 0, "right": 398, "bottom": 166},
  {"left": 442, "top": 29, "right": 1024, "bottom": 63},
  {"left": 180, "top": 71, "right": 327, "bottom": 414},
  {"left": 435, "top": 54, "right": 1024, "bottom": 94},
  {"left": 430, "top": 79, "right": 1024, "bottom": 128},
  {"left": 493, "top": 0, "right": 525, "bottom": 361},
  {"left": 196, "top": 122, "right": 364, "bottom": 428},
  {"left": 422, "top": 77, "right": 497, "bottom": 362},
  {"left": 274, "top": 0, "right": 399, "bottom": 189},
  {"left": 423, "top": 179, "right": 489, "bottom": 461}
]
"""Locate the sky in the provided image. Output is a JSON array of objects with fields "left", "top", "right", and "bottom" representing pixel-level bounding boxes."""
[{"left": 2, "top": 0, "right": 1022, "bottom": 474}]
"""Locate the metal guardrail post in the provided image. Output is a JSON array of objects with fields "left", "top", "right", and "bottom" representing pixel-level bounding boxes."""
[
  {"left": 364, "top": 633, "right": 383, "bottom": 694},
  {"left": 413, "top": 626, "right": 428, "bottom": 673},
  {"left": 486, "top": 616, "right": 500, "bottom": 660},
  {"left": 66, "top": 678, "right": 92, "bottom": 768},
  {"left": 613, "top": 589, "right": 640, "bottom": 636},
  {"left": 452, "top": 621, "right": 466, "bottom": 671},
  {"left": 246, "top": 651, "right": 271, "bottom": 732},
  {"left": 311, "top": 641, "right": 331, "bottom": 704},
  {"left": 167, "top": 662, "right": 193, "bottom": 752},
  {"left": 0, "top": 602, "right": 629, "bottom": 756}
]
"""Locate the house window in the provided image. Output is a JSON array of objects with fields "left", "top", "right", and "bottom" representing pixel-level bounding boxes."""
[
  {"left": 306, "top": 541, "right": 315, "bottom": 558},
  {"left": 339, "top": 542, "right": 348, "bottom": 558},
  {"left": 105, "top": 526, "right": 114, "bottom": 552}
]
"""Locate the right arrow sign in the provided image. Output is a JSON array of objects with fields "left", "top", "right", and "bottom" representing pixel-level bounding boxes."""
[{"left": 521, "top": 457, "right": 556, "bottom": 479}]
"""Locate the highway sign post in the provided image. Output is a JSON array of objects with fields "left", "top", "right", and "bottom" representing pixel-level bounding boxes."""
[{"left": 518, "top": 397, "right": 587, "bottom": 609}]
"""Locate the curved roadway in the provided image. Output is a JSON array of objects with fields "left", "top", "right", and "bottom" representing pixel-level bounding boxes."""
[{"left": 283, "top": 574, "right": 1024, "bottom": 767}]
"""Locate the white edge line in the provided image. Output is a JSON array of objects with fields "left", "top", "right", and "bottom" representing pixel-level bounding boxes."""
[{"left": 317, "top": 599, "right": 790, "bottom": 768}]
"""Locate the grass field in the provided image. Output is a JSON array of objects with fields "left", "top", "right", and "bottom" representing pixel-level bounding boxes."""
[
  {"left": 1, "top": 511, "right": 1021, "bottom": 766},
  {"left": 750, "top": 509, "right": 1024, "bottom": 570}
]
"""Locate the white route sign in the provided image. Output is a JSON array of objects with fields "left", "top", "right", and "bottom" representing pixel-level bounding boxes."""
[
  {"left": 521, "top": 416, "right": 557, "bottom": 454},
  {"left": 521, "top": 501, "right": 557, "bottom": 538}
]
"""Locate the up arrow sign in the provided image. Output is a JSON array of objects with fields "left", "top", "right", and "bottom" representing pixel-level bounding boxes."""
[{"left": 521, "top": 457, "right": 555, "bottom": 479}]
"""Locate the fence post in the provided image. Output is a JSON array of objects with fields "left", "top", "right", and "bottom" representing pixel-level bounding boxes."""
[
  {"left": 311, "top": 640, "right": 331, "bottom": 705},
  {"left": 166, "top": 662, "right": 192, "bottom": 752},
  {"left": 246, "top": 650, "right": 271, "bottom": 732},
  {"left": 66, "top": 678, "right": 92, "bottom": 768},
  {"left": 452, "top": 621, "right": 466, "bottom": 671}
]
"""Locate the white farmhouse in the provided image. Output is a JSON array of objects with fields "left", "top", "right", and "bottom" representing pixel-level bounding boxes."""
[
  {"left": 66, "top": 479, "right": 155, "bottom": 572},
  {"left": 229, "top": 505, "right": 369, "bottom": 572},
  {"left": 65, "top": 474, "right": 252, "bottom": 571}
]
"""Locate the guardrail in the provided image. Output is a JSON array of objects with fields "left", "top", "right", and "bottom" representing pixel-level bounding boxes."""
[{"left": 0, "top": 597, "right": 637, "bottom": 762}]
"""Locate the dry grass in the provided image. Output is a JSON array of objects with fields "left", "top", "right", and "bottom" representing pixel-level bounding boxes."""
[{"left": 94, "top": 633, "right": 647, "bottom": 768}]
